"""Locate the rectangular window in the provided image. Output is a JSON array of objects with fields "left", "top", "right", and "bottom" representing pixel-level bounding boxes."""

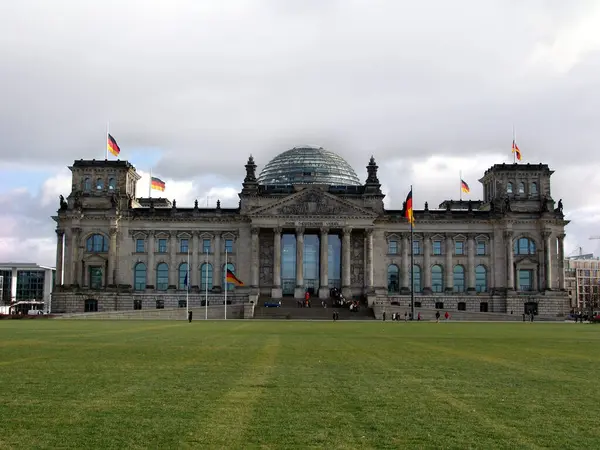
[
  {"left": 180, "top": 239, "right": 189, "bottom": 253},
  {"left": 158, "top": 239, "right": 167, "bottom": 253},
  {"left": 203, "top": 239, "right": 211, "bottom": 253},
  {"left": 476, "top": 241, "right": 486, "bottom": 255},
  {"left": 518, "top": 269, "right": 533, "bottom": 291},
  {"left": 455, "top": 241, "right": 464, "bottom": 255},
  {"left": 388, "top": 240, "right": 398, "bottom": 254},
  {"left": 135, "top": 239, "right": 145, "bottom": 253},
  {"left": 225, "top": 239, "right": 234, "bottom": 253},
  {"left": 15, "top": 270, "right": 45, "bottom": 301},
  {"left": 89, "top": 267, "right": 103, "bottom": 289},
  {"left": 412, "top": 241, "right": 421, "bottom": 255},
  {"left": 433, "top": 240, "right": 442, "bottom": 255}
]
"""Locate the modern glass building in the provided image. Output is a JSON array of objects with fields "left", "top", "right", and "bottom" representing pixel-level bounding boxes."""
[{"left": 0, "top": 263, "right": 55, "bottom": 311}]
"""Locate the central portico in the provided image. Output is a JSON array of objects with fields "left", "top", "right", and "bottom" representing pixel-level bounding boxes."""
[{"left": 246, "top": 186, "right": 378, "bottom": 299}]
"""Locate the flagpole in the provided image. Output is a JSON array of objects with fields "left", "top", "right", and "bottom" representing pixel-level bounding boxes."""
[
  {"left": 512, "top": 125, "right": 516, "bottom": 164},
  {"left": 186, "top": 249, "right": 190, "bottom": 318},
  {"left": 205, "top": 248, "right": 209, "bottom": 320},
  {"left": 459, "top": 171, "right": 462, "bottom": 202},
  {"left": 224, "top": 249, "right": 228, "bottom": 320},
  {"left": 106, "top": 122, "right": 109, "bottom": 160},
  {"left": 410, "top": 184, "right": 415, "bottom": 321},
  {"left": 149, "top": 168, "right": 152, "bottom": 198}
]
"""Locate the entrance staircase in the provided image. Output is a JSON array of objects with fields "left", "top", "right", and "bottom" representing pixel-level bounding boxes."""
[{"left": 253, "top": 297, "right": 375, "bottom": 320}]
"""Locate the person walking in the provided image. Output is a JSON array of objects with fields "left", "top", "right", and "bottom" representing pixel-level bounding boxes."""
[{"left": 188, "top": 310, "right": 193, "bottom": 323}]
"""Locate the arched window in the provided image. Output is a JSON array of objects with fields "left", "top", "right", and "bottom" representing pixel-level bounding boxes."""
[
  {"left": 178, "top": 263, "right": 189, "bottom": 290},
  {"left": 412, "top": 265, "right": 421, "bottom": 293},
  {"left": 86, "top": 234, "right": 108, "bottom": 252},
  {"left": 431, "top": 265, "right": 444, "bottom": 293},
  {"left": 507, "top": 182, "right": 513, "bottom": 194},
  {"left": 530, "top": 182, "right": 538, "bottom": 195},
  {"left": 518, "top": 182, "right": 525, "bottom": 194},
  {"left": 84, "top": 177, "right": 91, "bottom": 191},
  {"left": 514, "top": 237, "right": 536, "bottom": 255},
  {"left": 133, "top": 263, "right": 146, "bottom": 291},
  {"left": 200, "top": 263, "right": 213, "bottom": 291},
  {"left": 156, "top": 263, "right": 169, "bottom": 291},
  {"left": 453, "top": 265, "right": 465, "bottom": 292},
  {"left": 96, "top": 178, "right": 104, "bottom": 190},
  {"left": 475, "top": 265, "right": 487, "bottom": 293},
  {"left": 223, "top": 263, "right": 235, "bottom": 291},
  {"left": 108, "top": 178, "right": 116, "bottom": 190},
  {"left": 387, "top": 264, "right": 399, "bottom": 293}
]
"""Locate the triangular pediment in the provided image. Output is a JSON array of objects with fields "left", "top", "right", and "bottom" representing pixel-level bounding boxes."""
[{"left": 249, "top": 188, "right": 378, "bottom": 218}]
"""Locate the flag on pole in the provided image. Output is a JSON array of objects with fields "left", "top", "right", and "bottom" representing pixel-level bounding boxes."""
[
  {"left": 107, "top": 134, "right": 120, "bottom": 157},
  {"left": 151, "top": 177, "right": 166, "bottom": 191},
  {"left": 512, "top": 140, "right": 522, "bottom": 161},
  {"left": 460, "top": 179, "right": 470, "bottom": 194},
  {"left": 404, "top": 189, "right": 414, "bottom": 225},
  {"left": 225, "top": 269, "right": 244, "bottom": 286}
]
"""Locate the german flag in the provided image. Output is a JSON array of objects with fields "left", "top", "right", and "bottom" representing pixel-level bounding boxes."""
[
  {"left": 226, "top": 269, "right": 244, "bottom": 286},
  {"left": 107, "top": 133, "right": 120, "bottom": 157},
  {"left": 151, "top": 177, "right": 165, "bottom": 191},
  {"left": 461, "top": 179, "right": 470, "bottom": 194},
  {"left": 512, "top": 140, "right": 522, "bottom": 161},
  {"left": 404, "top": 189, "right": 414, "bottom": 226}
]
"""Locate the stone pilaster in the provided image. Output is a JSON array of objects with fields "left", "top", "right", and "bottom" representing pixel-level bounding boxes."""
[
  {"left": 294, "top": 226, "right": 305, "bottom": 299},
  {"left": 251, "top": 226, "right": 260, "bottom": 288},
  {"left": 191, "top": 232, "right": 199, "bottom": 287},
  {"left": 445, "top": 233, "right": 453, "bottom": 292},
  {"left": 147, "top": 231, "right": 155, "bottom": 288},
  {"left": 71, "top": 227, "right": 81, "bottom": 286},
  {"left": 213, "top": 232, "right": 221, "bottom": 289},
  {"left": 271, "top": 227, "right": 282, "bottom": 298},
  {"left": 365, "top": 228, "right": 374, "bottom": 291},
  {"left": 422, "top": 233, "right": 432, "bottom": 293},
  {"left": 55, "top": 229, "right": 64, "bottom": 287},
  {"left": 505, "top": 230, "right": 514, "bottom": 290},
  {"left": 169, "top": 231, "right": 177, "bottom": 288},
  {"left": 543, "top": 230, "right": 553, "bottom": 290},
  {"left": 108, "top": 226, "right": 118, "bottom": 286},
  {"left": 318, "top": 226, "right": 330, "bottom": 299},
  {"left": 467, "top": 233, "right": 476, "bottom": 293},
  {"left": 400, "top": 233, "right": 409, "bottom": 292},
  {"left": 558, "top": 233, "right": 566, "bottom": 290},
  {"left": 342, "top": 227, "right": 352, "bottom": 297}
]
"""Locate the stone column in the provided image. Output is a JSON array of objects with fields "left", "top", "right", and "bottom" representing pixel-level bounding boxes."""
[
  {"left": 342, "top": 227, "right": 352, "bottom": 297},
  {"left": 318, "top": 226, "right": 330, "bottom": 299},
  {"left": 191, "top": 232, "right": 199, "bottom": 287},
  {"left": 108, "top": 226, "right": 118, "bottom": 286},
  {"left": 543, "top": 231, "right": 553, "bottom": 290},
  {"left": 271, "top": 227, "right": 282, "bottom": 298},
  {"left": 147, "top": 231, "right": 155, "bottom": 288},
  {"left": 558, "top": 233, "right": 566, "bottom": 290},
  {"left": 294, "top": 227, "right": 305, "bottom": 298},
  {"left": 400, "top": 233, "right": 409, "bottom": 292},
  {"left": 365, "top": 228, "right": 374, "bottom": 291},
  {"left": 423, "top": 234, "right": 432, "bottom": 293},
  {"left": 251, "top": 227, "right": 260, "bottom": 288},
  {"left": 55, "top": 229, "right": 64, "bottom": 287},
  {"left": 467, "top": 234, "right": 476, "bottom": 293},
  {"left": 445, "top": 234, "right": 453, "bottom": 292},
  {"left": 169, "top": 231, "right": 177, "bottom": 288},
  {"left": 213, "top": 232, "right": 221, "bottom": 289},
  {"left": 505, "top": 231, "right": 514, "bottom": 290},
  {"left": 71, "top": 227, "right": 81, "bottom": 286}
]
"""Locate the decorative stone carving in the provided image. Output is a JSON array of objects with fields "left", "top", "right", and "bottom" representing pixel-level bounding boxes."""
[
  {"left": 56, "top": 228, "right": 65, "bottom": 237},
  {"left": 278, "top": 191, "right": 348, "bottom": 215},
  {"left": 273, "top": 226, "right": 282, "bottom": 234},
  {"left": 295, "top": 226, "right": 305, "bottom": 235},
  {"left": 194, "top": 199, "right": 198, "bottom": 209},
  {"left": 424, "top": 201, "right": 429, "bottom": 211},
  {"left": 251, "top": 226, "right": 260, "bottom": 235},
  {"left": 503, "top": 230, "right": 513, "bottom": 240},
  {"left": 343, "top": 226, "right": 353, "bottom": 235},
  {"left": 319, "top": 226, "right": 329, "bottom": 235},
  {"left": 350, "top": 232, "right": 365, "bottom": 285},
  {"left": 259, "top": 229, "right": 274, "bottom": 286},
  {"left": 172, "top": 199, "right": 177, "bottom": 208},
  {"left": 216, "top": 200, "right": 221, "bottom": 210},
  {"left": 59, "top": 195, "right": 68, "bottom": 211}
]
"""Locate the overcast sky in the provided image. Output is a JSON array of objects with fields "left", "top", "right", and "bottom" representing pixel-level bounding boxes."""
[{"left": 1, "top": 0, "right": 600, "bottom": 267}]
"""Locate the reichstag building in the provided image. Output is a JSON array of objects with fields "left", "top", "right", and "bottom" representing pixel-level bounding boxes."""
[{"left": 52, "top": 146, "right": 570, "bottom": 316}]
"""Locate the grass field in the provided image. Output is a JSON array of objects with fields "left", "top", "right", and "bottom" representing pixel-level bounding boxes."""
[{"left": 1, "top": 321, "right": 599, "bottom": 449}]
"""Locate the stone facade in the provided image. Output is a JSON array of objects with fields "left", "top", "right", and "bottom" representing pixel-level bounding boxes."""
[{"left": 52, "top": 155, "right": 570, "bottom": 317}]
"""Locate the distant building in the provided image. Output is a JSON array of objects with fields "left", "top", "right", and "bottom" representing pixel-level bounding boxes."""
[
  {"left": 564, "top": 254, "right": 600, "bottom": 311},
  {"left": 0, "top": 263, "right": 56, "bottom": 312},
  {"left": 51, "top": 146, "right": 570, "bottom": 316}
]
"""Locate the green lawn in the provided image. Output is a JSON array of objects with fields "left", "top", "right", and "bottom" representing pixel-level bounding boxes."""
[{"left": 0, "top": 320, "right": 598, "bottom": 449}]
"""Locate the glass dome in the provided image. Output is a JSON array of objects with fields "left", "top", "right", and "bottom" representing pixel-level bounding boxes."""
[{"left": 257, "top": 145, "right": 362, "bottom": 186}]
